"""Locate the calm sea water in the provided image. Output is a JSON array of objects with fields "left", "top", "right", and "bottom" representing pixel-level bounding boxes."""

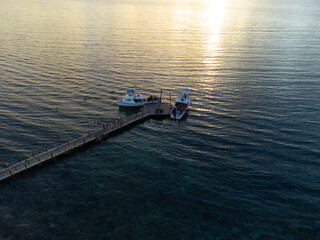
[{"left": 0, "top": 0, "right": 320, "bottom": 239}]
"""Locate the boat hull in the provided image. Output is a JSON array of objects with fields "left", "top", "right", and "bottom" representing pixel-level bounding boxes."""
[
  {"left": 118, "top": 100, "right": 146, "bottom": 107},
  {"left": 170, "top": 101, "right": 190, "bottom": 120},
  {"left": 170, "top": 108, "right": 188, "bottom": 119}
]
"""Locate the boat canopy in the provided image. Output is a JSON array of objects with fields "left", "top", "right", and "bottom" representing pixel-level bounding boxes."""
[
  {"left": 127, "top": 89, "right": 135, "bottom": 93},
  {"left": 180, "top": 89, "right": 190, "bottom": 94}
]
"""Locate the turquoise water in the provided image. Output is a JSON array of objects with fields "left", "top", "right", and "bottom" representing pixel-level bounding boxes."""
[{"left": 0, "top": 0, "right": 319, "bottom": 239}]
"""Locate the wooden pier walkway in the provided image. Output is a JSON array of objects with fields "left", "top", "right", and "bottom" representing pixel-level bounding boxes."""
[{"left": 0, "top": 103, "right": 171, "bottom": 182}]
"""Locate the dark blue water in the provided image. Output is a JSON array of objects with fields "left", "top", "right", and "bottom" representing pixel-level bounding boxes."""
[{"left": 0, "top": 0, "right": 319, "bottom": 239}]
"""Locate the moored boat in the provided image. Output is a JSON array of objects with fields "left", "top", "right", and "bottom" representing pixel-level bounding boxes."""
[
  {"left": 170, "top": 89, "right": 191, "bottom": 119},
  {"left": 118, "top": 89, "right": 161, "bottom": 107}
]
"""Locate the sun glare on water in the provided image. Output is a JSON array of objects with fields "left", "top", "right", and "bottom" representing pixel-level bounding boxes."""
[
  {"left": 204, "top": 0, "right": 227, "bottom": 54},
  {"left": 207, "top": 0, "right": 226, "bottom": 34}
]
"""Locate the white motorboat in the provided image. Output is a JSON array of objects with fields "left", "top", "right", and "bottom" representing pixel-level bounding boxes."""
[
  {"left": 170, "top": 89, "right": 191, "bottom": 120},
  {"left": 118, "top": 89, "right": 161, "bottom": 107}
]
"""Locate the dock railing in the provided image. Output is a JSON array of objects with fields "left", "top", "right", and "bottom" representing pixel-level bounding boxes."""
[{"left": 0, "top": 103, "right": 172, "bottom": 182}]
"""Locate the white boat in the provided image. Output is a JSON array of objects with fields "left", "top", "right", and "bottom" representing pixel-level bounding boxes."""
[
  {"left": 118, "top": 89, "right": 161, "bottom": 107},
  {"left": 170, "top": 89, "right": 191, "bottom": 120}
]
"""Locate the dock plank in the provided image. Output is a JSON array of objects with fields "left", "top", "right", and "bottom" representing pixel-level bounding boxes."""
[{"left": 0, "top": 103, "right": 171, "bottom": 182}]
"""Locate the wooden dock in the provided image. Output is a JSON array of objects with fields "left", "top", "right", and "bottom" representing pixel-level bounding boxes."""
[{"left": 0, "top": 103, "right": 171, "bottom": 182}]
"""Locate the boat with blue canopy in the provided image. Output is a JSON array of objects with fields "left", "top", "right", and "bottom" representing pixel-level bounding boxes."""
[{"left": 118, "top": 89, "right": 161, "bottom": 107}]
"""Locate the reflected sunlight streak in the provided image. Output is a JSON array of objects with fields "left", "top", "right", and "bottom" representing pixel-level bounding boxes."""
[
  {"left": 205, "top": 0, "right": 226, "bottom": 55},
  {"left": 201, "top": 0, "right": 227, "bottom": 82}
]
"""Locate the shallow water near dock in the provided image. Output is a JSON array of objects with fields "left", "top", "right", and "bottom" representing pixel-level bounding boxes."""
[{"left": 0, "top": 0, "right": 320, "bottom": 239}]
